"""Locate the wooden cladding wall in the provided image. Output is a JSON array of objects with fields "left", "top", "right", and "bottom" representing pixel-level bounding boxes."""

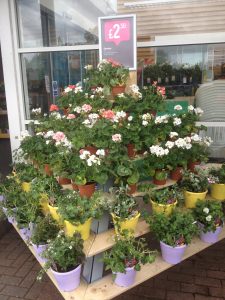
[{"left": 118, "top": 0, "right": 225, "bottom": 40}]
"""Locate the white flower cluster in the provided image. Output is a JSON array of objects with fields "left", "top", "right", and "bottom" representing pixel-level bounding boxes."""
[
  {"left": 150, "top": 145, "right": 169, "bottom": 157},
  {"left": 84, "top": 64, "right": 93, "bottom": 70},
  {"left": 19, "top": 130, "right": 31, "bottom": 141},
  {"left": 130, "top": 84, "right": 142, "bottom": 99},
  {"left": 82, "top": 113, "right": 99, "bottom": 128},
  {"left": 79, "top": 149, "right": 105, "bottom": 166},
  {"left": 188, "top": 105, "right": 204, "bottom": 116},
  {"left": 113, "top": 111, "right": 127, "bottom": 123},
  {"left": 155, "top": 115, "right": 169, "bottom": 124},
  {"left": 50, "top": 112, "right": 62, "bottom": 119},
  {"left": 94, "top": 87, "right": 104, "bottom": 94},
  {"left": 74, "top": 106, "right": 82, "bottom": 113},
  {"left": 169, "top": 132, "right": 179, "bottom": 139},
  {"left": 174, "top": 137, "right": 192, "bottom": 149},
  {"left": 203, "top": 136, "right": 213, "bottom": 147},
  {"left": 97, "top": 59, "right": 109, "bottom": 70},
  {"left": 203, "top": 207, "right": 212, "bottom": 222},
  {"left": 31, "top": 107, "right": 41, "bottom": 115},
  {"left": 117, "top": 93, "right": 125, "bottom": 98},
  {"left": 191, "top": 133, "right": 202, "bottom": 142},
  {"left": 74, "top": 86, "right": 83, "bottom": 94},
  {"left": 173, "top": 117, "right": 182, "bottom": 126},
  {"left": 142, "top": 113, "right": 152, "bottom": 126}
]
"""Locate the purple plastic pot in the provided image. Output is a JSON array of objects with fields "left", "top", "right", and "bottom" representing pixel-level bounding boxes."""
[
  {"left": 19, "top": 227, "right": 31, "bottom": 240},
  {"left": 2, "top": 207, "right": 16, "bottom": 224},
  {"left": 32, "top": 243, "right": 48, "bottom": 263},
  {"left": 114, "top": 267, "right": 136, "bottom": 287},
  {"left": 200, "top": 226, "right": 222, "bottom": 244},
  {"left": 0, "top": 195, "right": 4, "bottom": 202},
  {"left": 51, "top": 264, "right": 82, "bottom": 292},
  {"left": 160, "top": 241, "right": 187, "bottom": 265}
]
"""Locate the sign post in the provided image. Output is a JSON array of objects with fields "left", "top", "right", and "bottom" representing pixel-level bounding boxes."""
[{"left": 98, "top": 14, "right": 136, "bottom": 70}]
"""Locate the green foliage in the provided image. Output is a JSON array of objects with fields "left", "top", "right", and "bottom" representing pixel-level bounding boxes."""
[
  {"left": 208, "top": 164, "right": 225, "bottom": 184},
  {"left": 13, "top": 163, "right": 39, "bottom": 182},
  {"left": 31, "top": 215, "right": 60, "bottom": 245},
  {"left": 105, "top": 187, "right": 138, "bottom": 220},
  {"left": 42, "top": 231, "right": 85, "bottom": 273},
  {"left": 193, "top": 200, "right": 224, "bottom": 233},
  {"left": 150, "top": 186, "right": 178, "bottom": 205},
  {"left": 146, "top": 211, "right": 198, "bottom": 247},
  {"left": 103, "top": 232, "right": 156, "bottom": 274},
  {"left": 180, "top": 170, "right": 208, "bottom": 193},
  {"left": 57, "top": 190, "right": 102, "bottom": 224},
  {"left": 31, "top": 175, "right": 61, "bottom": 198}
]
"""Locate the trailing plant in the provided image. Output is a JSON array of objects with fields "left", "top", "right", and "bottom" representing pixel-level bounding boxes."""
[
  {"left": 31, "top": 215, "right": 60, "bottom": 246},
  {"left": 146, "top": 211, "right": 198, "bottom": 247},
  {"left": 13, "top": 163, "right": 39, "bottom": 182},
  {"left": 207, "top": 164, "right": 225, "bottom": 184},
  {"left": 106, "top": 187, "right": 138, "bottom": 220},
  {"left": 40, "top": 231, "right": 85, "bottom": 274},
  {"left": 103, "top": 232, "right": 156, "bottom": 275},
  {"left": 150, "top": 186, "right": 178, "bottom": 205},
  {"left": 193, "top": 200, "right": 224, "bottom": 233},
  {"left": 180, "top": 170, "right": 208, "bottom": 193}
]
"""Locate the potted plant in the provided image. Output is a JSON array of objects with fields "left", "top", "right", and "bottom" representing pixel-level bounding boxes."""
[
  {"left": 106, "top": 187, "right": 140, "bottom": 235},
  {"left": 180, "top": 169, "right": 209, "bottom": 208},
  {"left": 31, "top": 175, "right": 61, "bottom": 215},
  {"left": 207, "top": 164, "right": 225, "bottom": 200},
  {"left": 149, "top": 186, "right": 179, "bottom": 216},
  {"left": 40, "top": 231, "right": 85, "bottom": 292},
  {"left": 193, "top": 200, "right": 224, "bottom": 243},
  {"left": 103, "top": 233, "right": 156, "bottom": 287},
  {"left": 30, "top": 215, "right": 60, "bottom": 263},
  {"left": 146, "top": 211, "right": 198, "bottom": 264},
  {"left": 58, "top": 190, "right": 102, "bottom": 240},
  {"left": 13, "top": 163, "right": 39, "bottom": 192},
  {"left": 96, "top": 59, "right": 129, "bottom": 96},
  {"left": 47, "top": 191, "right": 63, "bottom": 224},
  {"left": 69, "top": 149, "right": 109, "bottom": 198}
]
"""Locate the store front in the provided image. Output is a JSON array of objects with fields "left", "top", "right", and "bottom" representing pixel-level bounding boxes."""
[{"left": 0, "top": 0, "right": 225, "bottom": 158}]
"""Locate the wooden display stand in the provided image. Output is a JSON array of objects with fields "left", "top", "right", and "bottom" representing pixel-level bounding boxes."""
[{"left": 11, "top": 166, "right": 225, "bottom": 300}]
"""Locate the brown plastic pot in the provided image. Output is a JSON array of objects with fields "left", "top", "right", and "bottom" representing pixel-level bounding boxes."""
[
  {"left": 170, "top": 167, "right": 183, "bottom": 181},
  {"left": 127, "top": 184, "right": 137, "bottom": 195},
  {"left": 188, "top": 161, "right": 200, "bottom": 173},
  {"left": 58, "top": 177, "right": 71, "bottom": 185},
  {"left": 127, "top": 144, "right": 136, "bottom": 158},
  {"left": 44, "top": 164, "right": 53, "bottom": 176},
  {"left": 77, "top": 182, "right": 96, "bottom": 198},
  {"left": 111, "top": 85, "right": 126, "bottom": 97}
]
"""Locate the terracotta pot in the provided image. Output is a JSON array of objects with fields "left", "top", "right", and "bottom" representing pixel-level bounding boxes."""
[
  {"left": 71, "top": 181, "right": 79, "bottom": 191},
  {"left": 83, "top": 146, "right": 97, "bottom": 155},
  {"left": 188, "top": 161, "right": 200, "bottom": 173},
  {"left": 170, "top": 167, "right": 183, "bottom": 181},
  {"left": 111, "top": 85, "right": 126, "bottom": 97},
  {"left": 44, "top": 164, "right": 53, "bottom": 176},
  {"left": 77, "top": 182, "right": 96, "bottom": 198},
  {"left": 127, "top": 183, "right": 137, "bottom": 195},
  {"left": 63, "top": 108, "right": 69, "bottom": 116},
  {"left": 127, "top": 144, "right": 136, "bottom": 158},
  {"left": 153, "top": 170, "right": 168, "bottom": 186},
  {"left": 58, "top": 177, "right": 71, "bottom": 185}
]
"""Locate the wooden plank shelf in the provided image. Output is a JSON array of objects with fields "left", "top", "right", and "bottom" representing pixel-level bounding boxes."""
[
  {"left": 0, "top": 133, "right": 9, "bottom": 139},
  {"left": 11, "top": 221, "right": 225, "bottom": 300}
]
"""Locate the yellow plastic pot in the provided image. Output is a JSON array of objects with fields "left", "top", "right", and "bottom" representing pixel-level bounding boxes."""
[
  {"left": 47, "top": 204, "right": 61, "bottom": 223},
  {"left": 184, "top": 190, "right": 208, "bottom": 208},
  {"left": 21, "top": 182, "right": 31, "bottom": 192},
  {"left": 64, "top": 218, "right": 92, "bottom": 240},
  {"left": 111, "top": 212, "right": 140, "bottom": 235},
  {"left": 40, "top": 194, "right": 49, "bottom": 215},
  {"left": 210, "top": 184, "right": 225, "bottom": 201},
  {"left": 150, "top": 199, "right": 177, "bottom": 216}
]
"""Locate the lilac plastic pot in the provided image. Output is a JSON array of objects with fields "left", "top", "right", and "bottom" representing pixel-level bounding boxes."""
[
  {"left": 200, "top": 226, "right": 222, "bottom": 244},
  {"left": 0, "top": 195, "right": 4, "bottom": 202},
  {"left": 114, "top": 267, "right": 136, "bottom": 287},
  {"left": 160, "top": 241, "right": 187, "bottom": 265},
  {"left": 19, "top": 227, "right": 31, "bottom": 240},
  {"left": 51, "top": 264, "right": 82, "bottom": 292},
  {"left": 32, "top": 243, "right": 48, "bottom": 263},
  {"left": 2, "top": 207, "right": 16, "bottom": 224}
]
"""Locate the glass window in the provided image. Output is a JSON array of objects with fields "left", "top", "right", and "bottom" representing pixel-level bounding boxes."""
[
  {"left": 16, "top": 0, "right": 117, "bottom": 47},
  {"left": 21, "top": 50, "right": 98, "bottom": 118}
]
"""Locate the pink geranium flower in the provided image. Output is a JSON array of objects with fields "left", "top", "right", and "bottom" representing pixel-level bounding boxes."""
[
  {"left": 49, "top": 104, "right": 59, "bottom": 112},
  {"left": 102, "top": 110, "right": 115, "bottom": 120},
  {"left": 157, "top": 86, "right": 166, "bottom": 96},
  {"left": 66, "top": 114, "right": 76, "bottom": 119},
  {"left": 112, "top": 134, "right": 122, "bottom": 142},
  {"left": 68, "top": 85, "right": 76, "bottom": 89},
  {"left": 82, "top": 104, "right": 92, "bottom": 113},
  {"left": 53, "top": 131, "right": 65, "bottom": 142}
]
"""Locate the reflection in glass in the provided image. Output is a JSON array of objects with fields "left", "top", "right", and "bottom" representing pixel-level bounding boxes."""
[
  {"left": 16, "top": 0, "right": 117, "bottom": 47},
  {"left": 21, "top": 50, "right": 98, "bottom": 119}
]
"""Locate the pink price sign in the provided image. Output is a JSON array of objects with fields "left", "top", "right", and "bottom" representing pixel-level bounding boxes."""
[{"left": 104, "top": 20, "right": 130, "bottom": 46}]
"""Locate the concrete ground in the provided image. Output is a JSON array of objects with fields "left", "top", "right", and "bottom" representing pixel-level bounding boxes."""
[{"left": 0, "top": 227, "right": 225, "bottom": 300}]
